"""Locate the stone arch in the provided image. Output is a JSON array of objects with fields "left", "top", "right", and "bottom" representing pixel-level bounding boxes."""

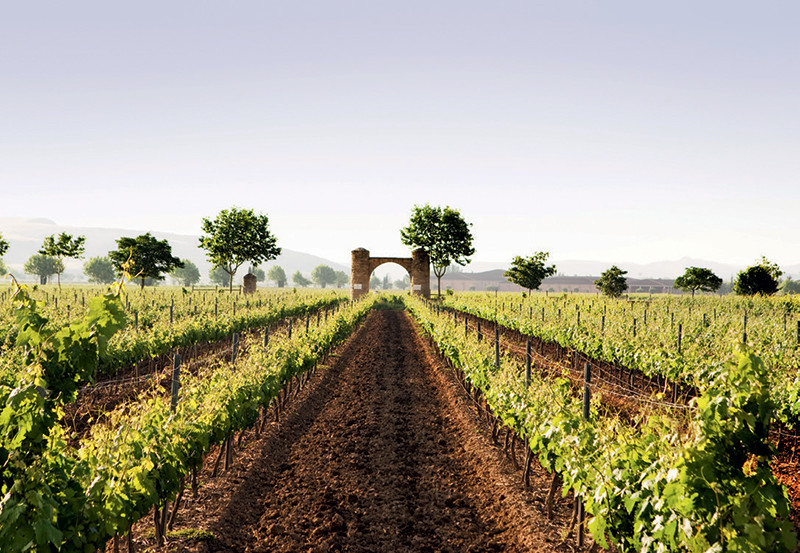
[{"left": 350, "top": 248, "right": 430, "bottom": 300}]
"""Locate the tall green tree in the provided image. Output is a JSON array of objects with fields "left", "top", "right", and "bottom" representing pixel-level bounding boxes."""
[
  {"left": 595, "top": 265, "right": 628, "bottom": 297},
  {"left": 292, "top": 270, "right": 311, "bottom": 287},
  {"left": 0, "top": 232, "right": 8, "bottom": 257},
  {"left": 0, "top": 259, "right": 7, "bottom": 276},
  {"left": 394, "top": 274, "right": 410, "bottom": 290},
  {"left": 199, "top": 207, "right": 281, "bottom": 292},
  {"left": 210, "top": 265, "right": 231, "bottom": 287},
  {"left": 334, "top": 270, "right": 349, "bottom": 289},
  {"left": 779, "top": 278, "right": 800, "bottom": 295},
  {"left": 311, "top": 265, "right": 337, "bottom": 288},
  {"left": 734, "top": 257, "right": 782, "bottom": 296},
  {"left": 369, "top": 274, "right": 381, "bottom": 290},
  {"left": 268, "top": 266, "right": 287, "bottom": 288},
  {"left": 504, "top": 252, "right": 556, "bottom": 295},
  {"left": 83, "top": 256, "right": 116, "bottom": 284},
  {"left": 171, "top": 259, "right": 201, "bottom": 286},
  {"left": 108, "top": 233, "right": 183, "bottom": 289},
  {"left": 674, "top": 267, "right": 723, "bottom": 297},
  {"left": 39, "top": 233, "right": 86, "bottom": 288},
  {"left": 400, "top": 204, "right": 475, "bottom": 296},
  {"left": 24, "top": 254, "right": 63, "bottom": 285}
]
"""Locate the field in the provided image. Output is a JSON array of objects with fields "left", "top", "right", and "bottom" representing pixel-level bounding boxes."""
[{"left": 1, "top": 284, "right": 799, "bottom": 552}]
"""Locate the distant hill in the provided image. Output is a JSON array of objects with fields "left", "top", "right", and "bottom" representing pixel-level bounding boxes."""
[{"left": 0, "top": 217, "right": 347, "bottom": 285}]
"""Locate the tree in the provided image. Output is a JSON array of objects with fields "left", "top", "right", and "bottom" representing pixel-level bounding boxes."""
[
  {"left": 504, "top": 252, "right": 557, "bottom": 295},
  {"left": 369, "top": 274, "right": 381, "bottom": 290},
  {"left": 734, "top": 257, "right": 782, "bottom": 296},
  {"left": 250, "top": 266, "right": 266, "bottom": 282},
  {"left": 292, "top": 271, "right": 311, "bottom": 287},
  {"left": 394, "top": 274, "right": 410, "bottom": 290},
  {"left": 24, "top": 254, "right": 63, "bottom": 285},
  {"left": 268, "top": 266, "right": 287, "bottom": 288},
  {"left": 0, "top": 232, "right": 8, "bottom": 257},
  {"left": 171, "top": 259, "right": 201, "bottom": 286},
  {"left": 779, "top": 278, "right": 800, "bottom": 295},
  {"left": 382, "top": 274, "right": 392, "bottom": 290},
  {"left": 674, "top": 267, "right": 723, "bottom": 298},
  {"left": 39, "top": 232, "right": 86, "bottom": 288},
  {"left": 199, "top": 207, "right": 281, "bottom": 292},
  {"left": 334, "top": 270, "right": 349, "bottom": 289},
  {"left": 210, "top": 265, "right": 231, "bottom": 287},
  {"left": 0, "top": 259, "right": 6, "bottom": 276},
  {"left": 83, "top": 256, "right": 116, "bottom": 284},
  {"left": 595, "top": 266, "right": 628, "bottom": 297},
  {"left": 108, "top": 233, "right": 183, "bottom": 289},
  {"left": 400, "top": 204, "right": 475, "bottom": 296},
  {"left": 311, "top": 265, "right": 337, "bottom": 288}
]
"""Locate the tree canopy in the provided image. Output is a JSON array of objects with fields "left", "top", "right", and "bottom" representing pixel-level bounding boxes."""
[
  {"left": 595, "top": 266, "right": 628, "bottom": 297},
  {"left": 108, "top": 233, "right": 183, "bottom": 289},
  {"left": 199, "top": 207, "right": 281, "bottom": 291},
  {"left": 83, "top": 256, "right": 116, "bottom": 284},
  {"left": 334, "top": 270, "right": 349, "bottom": 289},
  {"left": 292, "top": 270, "right": 311, "bottom": 287},
  {"left": 171, "top": 259, "right": 201, "bottom": 287},
  {"left": 0, "top": 232, "right": 8, "bottom": 257},
  {"left": 504, "top": 252, "right": 556, "bottom": 294},
  {"left": 400, "top": 204, "right": 475, "bottom": 296},
  {"left": 311, "top": 265, "right": 337, "bottom": 288},
  {"left": 734, "top": 257, "right": 782, "bottom": 296},
  {"left": 209, "top": 265, "right": 231, "bottom": 287},
  {"left": 674, "top": 266, "right": 723, "bottom": 297},
  {"left": 780, "top": 277, "right": 800, "bottom": 295},
  {"left": 24, "top": 254, "right": 63, "bottom": 285},
  {"left": 268, "top": 266, "right": 287, "bottom": 288},
  {"left": 39, "top": 232, "right": 86, "bottom": 287}
]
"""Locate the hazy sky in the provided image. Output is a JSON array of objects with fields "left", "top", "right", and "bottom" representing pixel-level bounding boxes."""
[{"left": 2, "top": 1, "right": 798, "bottom": 266}]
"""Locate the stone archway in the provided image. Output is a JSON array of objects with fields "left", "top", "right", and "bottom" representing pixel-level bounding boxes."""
[{"left": 350, "top": 248, "right": 430, "bottom": 300}]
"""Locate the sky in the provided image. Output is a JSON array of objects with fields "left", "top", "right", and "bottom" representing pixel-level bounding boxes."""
[{"left": 2, "top": 1, "right": 798, "bottom": 269}]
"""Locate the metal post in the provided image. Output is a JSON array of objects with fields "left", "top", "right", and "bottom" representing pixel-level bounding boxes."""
[
  {"left": 494, "top": 326, "right": 500, "bottom": 370},
  {"left": 170, "top": 353, "right": 181, "bottom": 412},
  {"left": 578, "top": 361, "right": 591, "bottom": 547},
  {"left": 264, "top": 327, "right": 269, "bottom": 348},
  {"left": 231, "top": 333, "right": 239, "bottom": 364},
  {"left": 525, "top": 339, "right": 532, "bottom": 388},
  {"left": 477, "top": 320, "right": 482, "bottom": 342},
  {"left": 678, "top": 324, "right": 682, "bottom": 353}
]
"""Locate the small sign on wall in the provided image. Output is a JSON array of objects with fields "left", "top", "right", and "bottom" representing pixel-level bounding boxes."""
[
  {"left": 353, "top": 284, "right": 362, "bottom": 289},
  {"left": 413, "top": 284, "right": 422, "bottom": 290}
]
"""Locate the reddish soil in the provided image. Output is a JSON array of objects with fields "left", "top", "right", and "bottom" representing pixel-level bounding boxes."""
[{"left": 134, "top": 309, "right": 580, "bottom": 553}]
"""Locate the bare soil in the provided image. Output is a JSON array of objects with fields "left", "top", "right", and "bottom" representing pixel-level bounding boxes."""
[{"left": 134, "top": 309, "right": 580, "bottom": 553}]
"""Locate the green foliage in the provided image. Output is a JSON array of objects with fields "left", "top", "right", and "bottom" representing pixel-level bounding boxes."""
[
  {"left": 83, "top": 256, "right": 116, "bottom": 284},
  {"left": 209, "top": 265, "right": 231, "bottom": 287},
  {"left": 311, "top": 265, "right": 336, "bottom": 288},
  {"left": 199, "top": 207, "right": 281, "bottom": 292},
  {"left": 400, "top": 204, "right": 475, "bottom": 296},
  {"left": 394, "top": 274, "right": 410, "bottom": 290},
  {"left": 595, "top": 265, "right": 628, "bottom": 297},
  {"left": 406, "top": 296, "right": 795, "bottom": 552},
  {"left": 1, "top": 279, "right": 126, "bottom": 551},
  {"left": 108, "top": 233, "right": 183, "bottom": 289},
  {"left": 735, "top": 258, "right": 783, "bottom": 296},
  {"left": 292, "top": 270, "right": 311, "bottom": 287},
  {"left": 369, "top": 274, "right": 381, "bottom": 289},
  {"left": 504, "top": 252, "right": 556, "bottom": 294},
  {"left": 0, "top": 259, "right": 7, "bottom": 276},
  {"left": 267, "top": 266, "right": 287, "bottom": 287},
  {"left": 0, "top": 232, "right": 8, "bottom": 257},
  {"left": 171, "top": 259, "right": 201, "bottom": 286},
  {"left": 250, "top": 266, "right": 265, "bottom": 282},
  {"left": 39, "top": 233, "right": 86, "bottom": 287},
  {"left": 675, "top": 266, "right": 723, "bottom": 297},
  {"left": 335, "top": 270, "right": 349, "bottom": 289},
  {"left": 24, "top": 254, "right": 63, "bottom": 284},
  {"left": 780, "top": 277, "right": 800, "bottom": 295}
]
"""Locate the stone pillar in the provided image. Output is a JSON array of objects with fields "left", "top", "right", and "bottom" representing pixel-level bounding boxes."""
[
  {"left": 242, "top": 273, "right": 257, "bottom": 295},
  {"left": 351, "top": 248, "right": 371, "bottom": 300},
  {"left": 410, "top": 249, "right": 431, "bottom": 299}
]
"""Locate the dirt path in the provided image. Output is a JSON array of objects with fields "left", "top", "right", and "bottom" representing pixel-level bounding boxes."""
[{"left": 154, "top": 309, "right": 577, "bottom": 553}]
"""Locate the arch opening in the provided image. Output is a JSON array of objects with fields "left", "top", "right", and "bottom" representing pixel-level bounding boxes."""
[{"left": 350, "top": 248, "right": 430, "bottom": 300}]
